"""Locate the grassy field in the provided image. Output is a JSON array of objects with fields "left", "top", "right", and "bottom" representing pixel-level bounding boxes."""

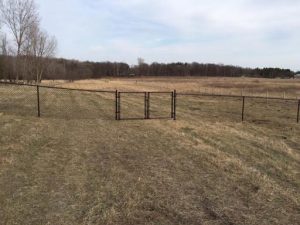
[
  {"left": 44, "top": 76, "right": 300, "bottom": 99},
  {"left": 0, "top": 77, "right": 299, "bottom": 225}
]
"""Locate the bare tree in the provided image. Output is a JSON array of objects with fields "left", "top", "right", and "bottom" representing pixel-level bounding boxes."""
[
  {"left": 1, "top": 0, "right": 39, "bottom": 55},
  {"left": 0, "top": 11, "right": 5, "bottom": 79},
  {"left": 0, "top": 0, "right": 39, "bottom": 81},
  {"left": 1, "top": 35, "right": 8, "bottom": 55},
  {"left": 0, "top": 0, "right": 3, "bottom": 54},
  {"left": 0, "top": 35, "right": 12, "bottom": 81},
  {"left": 25, "top": 23, "right": 57, "bottom": 83}
]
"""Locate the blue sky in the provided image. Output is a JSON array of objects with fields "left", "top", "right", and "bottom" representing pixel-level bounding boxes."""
[{"left": 36, "top": 0, "right": 300, "bottom": 70}]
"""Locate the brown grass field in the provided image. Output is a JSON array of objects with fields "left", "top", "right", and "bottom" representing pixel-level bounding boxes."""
[
  {"left": 0, "top": 77, "right": 299, "bottom": 225},
  {"left": 44, "top": 76, "right": 300, "bottom": 98}
]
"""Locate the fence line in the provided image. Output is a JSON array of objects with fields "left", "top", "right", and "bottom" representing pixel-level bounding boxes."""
[{"left": 0, "top": 82, "right": 299, "bottom": 123}]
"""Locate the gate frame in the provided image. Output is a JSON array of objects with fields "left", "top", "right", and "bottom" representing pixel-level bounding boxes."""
[{"left": 115, "top": 91, "right": 176, "bottom": 120}]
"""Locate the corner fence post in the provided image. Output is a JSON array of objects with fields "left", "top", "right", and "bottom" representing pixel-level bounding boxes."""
[
  {"left": 174, "top": 90, "right": 177, "bottom": 120},
  {"left": 37, "top": 85, "right": 40, "bottom": 117},
  {"left": 115, "top": 90, "right": 118, "bottom": 120},
  {"left": 297, "top": 100, "right": 300, "bottom": 124},
  {"left": 242, "top": 96, "right": 245, "bottom": 122}
]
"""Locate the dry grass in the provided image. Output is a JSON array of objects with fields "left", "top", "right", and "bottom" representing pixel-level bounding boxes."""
[{"left": 0, "top": 77, "right": 299, "bottom": 225}]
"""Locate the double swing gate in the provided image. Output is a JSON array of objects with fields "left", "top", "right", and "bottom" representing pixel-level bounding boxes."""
[{"left": 115, "top": 91, "right": 177, "bottom": 120}]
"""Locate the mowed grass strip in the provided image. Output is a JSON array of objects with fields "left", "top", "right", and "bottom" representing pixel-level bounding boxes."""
[{"left": 1, "top": 116, "right": 299, "bottom": 224}]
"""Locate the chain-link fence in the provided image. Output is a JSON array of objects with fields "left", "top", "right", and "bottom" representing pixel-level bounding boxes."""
[
  {"left": 177, "top": 94, "right": 243, "bottom": 123},
  {"left": 177, "top": 93, "right": 300, "bottom": 124},
  {"left": 0, "top": 82, "right": 116, "bottom": 120},
  {"left": 0, "top": 82, "right": 299, "bottom": 124},
  {"left": 39, "top": 87, "right": 115, "bottom": 119}
]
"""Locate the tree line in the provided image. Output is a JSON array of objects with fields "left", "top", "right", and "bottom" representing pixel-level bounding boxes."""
[{"left": 0, "top": 56, "right": 296, "bottom": 81}]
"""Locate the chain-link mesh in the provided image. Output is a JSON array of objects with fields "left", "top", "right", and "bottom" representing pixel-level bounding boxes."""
[
  {"left": 149, "top": 92, "right": 173, "bottom": 119},
  {"left": 177, "top": 95, "right": 243, "bottom": 122},
  {"left": 245, "top": 97, "right": 298, "bottom": 123},
  {"left": 39, "top": 87, "right": 115, "bottom": 120},
  {"left": 0, "top": 83, "right": 37, "bottom": 117},
  {"left": 118, "top": 92, "right": 146, "bottom": 120}
]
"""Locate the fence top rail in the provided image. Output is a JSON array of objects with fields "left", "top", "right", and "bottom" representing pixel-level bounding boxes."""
[
  {"left": 119, "top": 91, "right": 148, "bottom": 94},
  {"left": 119, "top": 117, "right": 172, "bottom": 121},
  {"left": 119, "top": 91, "right": 173, "bottom": 94},
  {"left": 147, "top": 91, "right": 174, "bottom": 94},
  {"left": 177, "top": 92, "right": 298, "bottom": 101},
  {"left": 0, "top": 81, "right": 115, "bottom": 93}
]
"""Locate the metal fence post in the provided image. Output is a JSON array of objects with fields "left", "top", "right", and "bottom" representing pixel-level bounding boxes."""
[
  {"left": 144, "top": 92, "right": 148, "bottom": 119},
  {"left": 297, "top": 100, "right": 300, "bottom": 123},
  {"left": 174, "top": 90, "right": 177, "bottom": 120},
  {"left": 171, "top": 92, "right": 174, "bottom": 119},
  {"left": 147, "top": 92, "right": 150, "bottom": 119},
  {"left": 115, "top": 90, "right": 118, "bottom": 120},
  {"left": 242, "top": 96, "right": 245, "bottom": 122},
  {"left": 118, "top": 92, "right": 121, "bottom": 120},
  {"left": 37, "top": 85, "right": 40, "bottom": 117}
]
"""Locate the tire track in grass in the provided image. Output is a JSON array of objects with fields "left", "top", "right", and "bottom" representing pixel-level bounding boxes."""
[{"left": 146, "top": 119, "right": 300, "bottom": 224}]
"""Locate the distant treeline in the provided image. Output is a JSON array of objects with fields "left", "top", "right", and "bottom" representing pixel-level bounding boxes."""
[{"left": 0, "top": 56, "right": 296, "bottom": 81}]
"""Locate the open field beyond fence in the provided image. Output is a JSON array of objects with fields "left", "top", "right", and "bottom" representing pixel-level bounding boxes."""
[
  {"left": 41, "top": 77, "right": 300, "bottom": 99},
  {"left": 0, "top": 77, "right": 299, "bottom": 225}
]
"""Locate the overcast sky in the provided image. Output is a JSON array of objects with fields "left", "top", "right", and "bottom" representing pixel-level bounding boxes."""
[{"left": 36, "top": 0, "right": 300, "bottom": 70}]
